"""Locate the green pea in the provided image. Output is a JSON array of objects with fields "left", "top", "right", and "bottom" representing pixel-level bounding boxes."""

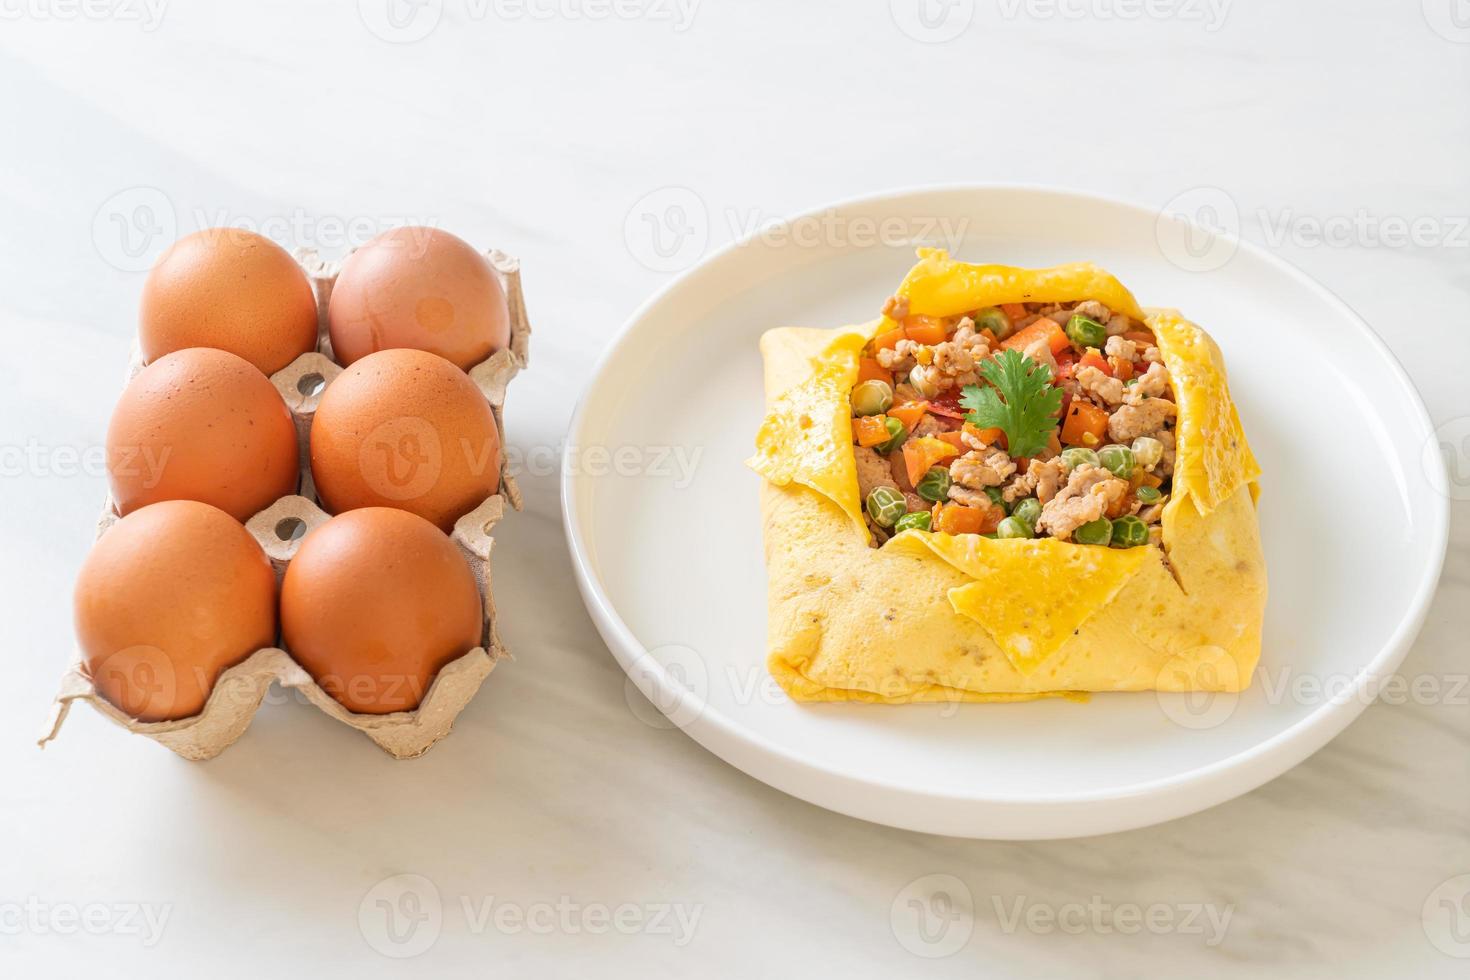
[
  {"left": 894, "top": 511, "right": 931, "bottom": 534},
  {"left": 1110, "top": 514, "right": 1149, "bottom": 548},
  {"left": 1097, "top": 444, "right": 1136, "bottom": 480},
  {"left": 1066, "top": 315, "right": 1107, "bottom": 349},
  {"left": 915, "top": 466, "right": 953, "bottom": 503},
  {"left": 877, "top": 417, "right": 908, "bottom": 454},
  {"left": 1073, "top": 517, "right": 1113, "bottom": 546},
  {"left": 996, "top": 516, "right": 1034, "bottom": 539},
  {"left": 1061, "top": 447, "right": 1099, "bottom": 472},
  {"left": 851, "top": 379, "right": 893, "bottom": 417},
  {"left": 1135, "top": 485, "right": 1163, "bottom": 504},
  {"left": 973, "top": 306, "right": 1013, "bottom": 340},
  {"left": 1011, "top": 497, "right": 1042, "bottom": 528},
  {"left": 866, "top": 486, "right": 907, "bottom": 528},
  {"left": 984, "top": 486, "right": 1009, "bottom": 513}
]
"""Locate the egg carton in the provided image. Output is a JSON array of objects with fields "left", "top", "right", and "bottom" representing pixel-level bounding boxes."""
[{"left": 39, "top": 246, "right": 531, "bottom": 760}]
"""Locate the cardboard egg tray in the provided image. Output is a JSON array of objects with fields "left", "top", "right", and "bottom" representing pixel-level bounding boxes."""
[{"left": 39, "top": 245, "right": 531, "bottom": 761}]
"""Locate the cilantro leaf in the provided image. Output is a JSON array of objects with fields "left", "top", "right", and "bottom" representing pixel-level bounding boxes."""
[{"left": 959, "top": 350, "right": 1063, "bottom": 458}]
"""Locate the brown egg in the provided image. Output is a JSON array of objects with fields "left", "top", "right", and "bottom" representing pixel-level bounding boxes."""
[
  {"left": 140, "top": 228, "right": 318, "bottom": 375},
  {"left": 74, "top": 500, "right": 277, "bottom": 722},
  {"left": 309, "top": 348, "right": 501, "bottom": 532},
  {"left": 328, "top": 227, "right": 510, "bottom": 371},
  {"left": 106, "top": 348, "right": 299, "bottom": 522},
  {"left": 280, "top": 508, "right": 482, "bottom": 714}
]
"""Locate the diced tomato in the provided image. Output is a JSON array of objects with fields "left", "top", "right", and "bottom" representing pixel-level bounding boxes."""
[
  {"left": 853, "top": 415, "right": 890, "bottom": 448},
  {"left": 1053, "top": 345, "right": 1078, "bottom": 370},
  {"left": 857, "top": 357, "right": 892, "bottom": 386},
  {"left": 925, "top": 390, "right": 968, "bottom": 419},
  {"left": 1060, "top": 401, "right": 1109, "bottom": 447},
  {"left": 1000, "top": 303, "right": 1028, "bottom": 321},
  {"left": 887, "top": 400, "right": 928, "bottom": 431},
  {"left": 902, "top": 315, "right": 949, "bottom": 346},
  {"left": 902, "top": 436, "right": 961, "bottom": 488},
  {"left": 1078, "top": 350, "right": 1111, "bottom": 376},
  {"left": 1000, "top": 318, "right": 1069, "bottom": 356}
]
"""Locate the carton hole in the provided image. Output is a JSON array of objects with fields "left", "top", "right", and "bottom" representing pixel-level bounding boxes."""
[
  {"left": 275, "top": 517, "right": 307, "bottom": 543},
  {"left": 297, "top": 373, "right": 326, "bottom": 397}
]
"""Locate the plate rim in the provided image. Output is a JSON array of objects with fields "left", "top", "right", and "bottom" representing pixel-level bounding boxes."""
[{"left": 561, "top": 182, "right": 1450, "bottom": 831}]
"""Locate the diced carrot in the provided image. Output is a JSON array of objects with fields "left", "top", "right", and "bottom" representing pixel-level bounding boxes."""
[
  {"left": 873, "top": 327, "right": 907, "bottom": 351},
  {"left": 857, "top": 357, "right": 893, "bottom": 386},
  {"left": 935, "top": 502, "right": 1005, "bottom": 535},
  {"left": 1078, "top": 350, "right": 1111, "bottom": 376},
  {"left": 1106, "top": 493, "right": 1132, "bottom": 520},
  {"left": 935, "top": 430, "right": 967, "bottom": 451},
  {"left": 853, "top": 415, "right": 890, "bottom": 448},
  {"left": 1139, "top": 471, "right": 1163, "bottom": 489},
  {"left": 1000, "top": 303, "right": 1028, "bottom": 320},
  {"left": 935, "top": 503, "right": 985, "bottom": 535},
  {"left": 1000, "top": 318, "right": 1069, "bottom": 356},
  {"left": 902, "top": 436, "right": 960, "bottom": 488},
  {"left": 978, "top": 327, "right": 998, "bottom": 347},
  {"left": 1109, "top": 355, "right": 1134, "bottom": 380},
  {"left": 902, "top": 315, "right": 949, "bottom": 346},
  {"left": 963, "top": 422, "right": 1007, "bottom": 450},
  {"left": 1123, "top": 330, "right": 1157, "bottom": 346},
  {"left": 1060, "top": 401, "right": 1109, "bottom": 447},
  {"left": 890, "top": 451, "right": 914, "bottom": 493},
  {"left": 888, "top": 400, "right": 929, "bottom": 431}
]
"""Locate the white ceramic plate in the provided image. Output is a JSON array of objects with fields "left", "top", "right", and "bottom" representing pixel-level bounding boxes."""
[{"left": 563, "top": 185, "right": 1448, "bottom": 839}]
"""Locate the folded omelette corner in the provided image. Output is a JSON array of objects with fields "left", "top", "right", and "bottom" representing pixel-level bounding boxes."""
[{"left": 746, "top": 254, "right": 1267, "bottom": 704}]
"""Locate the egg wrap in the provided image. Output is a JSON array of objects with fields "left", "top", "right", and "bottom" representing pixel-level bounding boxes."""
[{"left": 746, "top": 252, "right": 1266, "bottom": 703}]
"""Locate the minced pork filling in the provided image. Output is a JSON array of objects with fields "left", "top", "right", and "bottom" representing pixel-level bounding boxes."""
[{"left": 849, "top": 298, "right": 1175, "bottom": 548}]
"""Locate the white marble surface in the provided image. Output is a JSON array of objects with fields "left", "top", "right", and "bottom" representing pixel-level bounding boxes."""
[{"left": 2, "top": 2, "right": 1467, "bottom": 976}]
